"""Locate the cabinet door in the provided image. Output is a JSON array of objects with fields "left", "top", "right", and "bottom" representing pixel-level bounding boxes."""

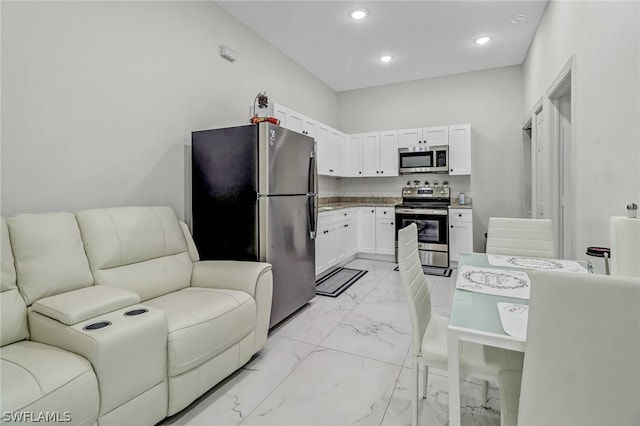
[
  {"left": 424, "top": 126, "right": 449, "bottom": 146},
  {"left": 379, "top": 130, "right": 399, "bottom": 176},
  {"left": 340, "top": 219, "right": 357, "bottom": 257},
  {"left": 316, "top": 123, "right": 331, "bottom": 175},
  {"left": 449, "top": 209, "right": 473, "bottom": 262},
  {"left": 315, "top": 221, "right": 329, "bottom": 275},
  {"left": 270, "top": 104, "right": 289, "bottom": 128},
  {"left": 348, "top": 134, "right": 363, "bottom": 177},
  {"left": 357, "top": 208, "right": 376, "bottom": 253},
  {"left": 398, "top": 128, "right": 423, "bottom": 148},
  {"left": 449, "top": 124, "right": 471, "bottom": 175},
  {"left": 329, "top": 128, "right": 345, "bottom": 176},
  {"left": 301, "top": 115, "right": 317, "bottom": 139},
  {"left": 376, "top": 218, "right": 396, "bottom": 255},
  {"left": 361, "top": 132, "right": 380, "bottom": 176}
]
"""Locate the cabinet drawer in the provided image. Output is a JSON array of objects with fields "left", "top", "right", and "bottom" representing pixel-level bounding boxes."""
[
  {"left": 449, "top": 209, "right": 472, "bottom": 222},
  {"left": 376, "top": 207, "right": 395, "bottom": 219}
]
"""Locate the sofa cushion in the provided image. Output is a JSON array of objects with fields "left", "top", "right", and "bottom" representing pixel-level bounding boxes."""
[
  {"left": 76, "top": 206, "right": 193, "bottom": 301},
  {"left": 144, "top": 287, "right": 256, "bottom": 376},
  {"left": 1, "top": 218, "right": 30, "bottom": 346},
  {"left": 7, "top": 212, "right": 94, "bottom": 305},
  {"left": 0, "top": 341, "right": 99, "bottom": 424}
]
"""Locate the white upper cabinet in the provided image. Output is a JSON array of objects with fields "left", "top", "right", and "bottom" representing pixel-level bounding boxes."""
[
  {"left": 424, "top": 126, "right": 449, "bottom": 146},
  {"left": 267, "top": 103, "right": 316, "bottom": 138},
  {"left": 398, "top": 128, "right": 423, "bottom": 148},
  {"left": 361, "top": 132, "right": 380, "bottom": 176},
  {"left": 379, "top": 130, "right": 399, "bottom": 176},
  {"left": 398, "top": 126, "right": 448, "bottom": 148},
  {"left": 316, "top": 122, "right": 331, "bottom": 175},
  {"left": 448, "top": 124, "right": 471, "bottom": 175},
  {"left": 348, "top": 134, "right": 364, "bottom": 177}
]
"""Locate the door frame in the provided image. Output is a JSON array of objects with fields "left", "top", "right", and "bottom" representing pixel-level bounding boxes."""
[{"left": 546, "top": 55, "right": 577, "bottom": 259}]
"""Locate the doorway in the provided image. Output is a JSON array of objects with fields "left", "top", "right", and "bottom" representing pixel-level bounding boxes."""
[{"left": 547, "top": 57, "right": 576, "bottom": 259}]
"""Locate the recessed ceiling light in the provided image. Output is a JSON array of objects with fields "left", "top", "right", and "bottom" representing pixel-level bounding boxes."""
[
  {"left": 379, "top": 55, "right": 392, "bottom": 63},
  {"left": 511, "top": 14, "right": 527, "bottom": 24},
  {"left": 350, "top": 9, "right": 368, "bottom": 20},
  {"left": 474, "top": 36, "right": 491, "bottom": 45}
]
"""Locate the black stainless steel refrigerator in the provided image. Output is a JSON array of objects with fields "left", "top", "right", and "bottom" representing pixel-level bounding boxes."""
[{"left": 191, "top": 123, "right": 318, "bottom": 327}]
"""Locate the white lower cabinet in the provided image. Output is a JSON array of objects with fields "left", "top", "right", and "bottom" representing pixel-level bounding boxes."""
[
  {"left": 317, "top": 206, "right": 397, "bottom": 276},
  {"left": 449, "top": 208, "right": 473, "bottom": 262},
  {"left": 375, "top": 207, "right": 396, "bottom": 255},
  {"left": 316, "top": 209, "right": 357, "bottom": 276},
  {"left": 357, "top": 208, "right": 377, "bottom": 253}
]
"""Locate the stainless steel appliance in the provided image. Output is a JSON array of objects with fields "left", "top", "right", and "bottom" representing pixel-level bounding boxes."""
[
  {"left": 398, "top": 145, "right": 449, "bottom": 174},
  {"left": 191, "top": 123, "right": 318, "bottom": 327},
  {"left": 395, "top": 183, "right": 450, "bottom": 268}
]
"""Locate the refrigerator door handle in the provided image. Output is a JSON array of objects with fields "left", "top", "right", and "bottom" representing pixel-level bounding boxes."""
[{"left": 308, "top": 151, "right": 318, "bottom": 240}]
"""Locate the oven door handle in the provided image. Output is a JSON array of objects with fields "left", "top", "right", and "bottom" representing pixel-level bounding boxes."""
[{"left": 395, "top": 208, "right": 448, "bottom": 215}]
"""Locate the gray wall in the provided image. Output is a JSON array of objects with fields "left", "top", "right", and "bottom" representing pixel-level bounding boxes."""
[
  {"left": 335, "top": 66, "right": 524, "bottom": 252},
  {"left": 522, "top": 0, "right": 640, "bottom": 258},
  {"left": 1, "top": 1, "right": 337, "bottom": 218}
]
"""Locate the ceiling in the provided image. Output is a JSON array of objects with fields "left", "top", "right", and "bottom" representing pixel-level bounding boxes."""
[{"left": 217, "top": 1, "right": 548, "bottom": 92}]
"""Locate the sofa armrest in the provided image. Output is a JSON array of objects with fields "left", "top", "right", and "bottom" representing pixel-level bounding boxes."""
[
  {"left": 191, "top": 260, "right": 272, "bottom": 297},
  {"left": 31, "top": 286, "right": 140, "bottom": 326}
]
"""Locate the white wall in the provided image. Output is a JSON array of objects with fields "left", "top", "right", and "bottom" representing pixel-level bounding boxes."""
[
  {"left": 522, "top": 1, "right": 640, "bottom": 258},
  {"left": 336, "top": 66, "right": 524, "bottom": 251},
  {"left": 1, "top": 1, "right": 337, "bottom": 218}
]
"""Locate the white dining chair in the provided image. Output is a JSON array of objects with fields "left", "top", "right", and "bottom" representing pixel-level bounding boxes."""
[
  {"left": 498, "top": 271, "right": 640, "bottom": 425},
  {"left": 486, "top": 217, "right": 555, "bottom": 258},
  {"left": 397, "top": 223, "right": 523, "bottom": 426},
  {"left": 610, "top": 216, "right": 640, "bottom": 277}
]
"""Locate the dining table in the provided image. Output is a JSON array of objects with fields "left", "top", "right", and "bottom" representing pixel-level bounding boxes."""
[{"left": 447, "top": 252, "right": 589, "bottom": 426}]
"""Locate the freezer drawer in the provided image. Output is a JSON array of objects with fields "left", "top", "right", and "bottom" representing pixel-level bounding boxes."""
[{"left": 259, "top": 195, "right": 316, "bottom": 326}]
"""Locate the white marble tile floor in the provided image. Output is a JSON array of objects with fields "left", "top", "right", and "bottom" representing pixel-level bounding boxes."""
[{"left": 161, "top": 258, "right": 501, "bottom": 426}]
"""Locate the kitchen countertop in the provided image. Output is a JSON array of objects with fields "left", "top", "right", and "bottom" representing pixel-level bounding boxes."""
[
  {"left": 449, "top": 200, "right": 473, "bottom": 209},
  {"left": 318, "top": 197, "right": 401, "bottom": 212},
  {"left": 318, "top": 197, "right": 473, "bottom": 212}
]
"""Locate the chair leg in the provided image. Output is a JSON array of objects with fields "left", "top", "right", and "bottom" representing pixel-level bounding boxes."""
[
  {"left": 481, "top": 379, "right": 489, "bottom": 407},
  {"left": 412, "top": 355, "right": 419, "bottom": 426},
  {"left": 421, "top": 364, "right": 428, "bottom": 399}
]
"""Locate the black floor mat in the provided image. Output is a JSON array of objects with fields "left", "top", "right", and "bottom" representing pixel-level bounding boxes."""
[{"left": 316, "top": 267, "right": 368, "bottom": 297}]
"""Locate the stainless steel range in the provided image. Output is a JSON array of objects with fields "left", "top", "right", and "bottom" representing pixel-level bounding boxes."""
[{"left": 395, "top": 181, "right": 450, "bottom": 268}]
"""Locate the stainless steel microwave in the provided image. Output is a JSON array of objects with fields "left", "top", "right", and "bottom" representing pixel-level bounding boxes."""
[{"left": 398, "top": 145, "right": 449, "bottom": 174}]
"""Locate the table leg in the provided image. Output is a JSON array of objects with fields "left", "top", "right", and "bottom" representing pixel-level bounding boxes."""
[{"left": 448, "top": 331, "right": 461, "bottom": 426}]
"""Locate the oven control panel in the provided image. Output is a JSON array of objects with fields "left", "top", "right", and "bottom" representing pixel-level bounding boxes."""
[{"left": 402, "top": 186, "right": 450, "bottom": 199}]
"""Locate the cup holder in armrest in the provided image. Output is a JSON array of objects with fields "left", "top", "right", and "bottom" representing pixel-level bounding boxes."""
[
  {"left": 124, "top": 308, "right": 148, "bottom": 317},
  {"left": 83, "top": 321, "right": 112, "bottom": 331}
]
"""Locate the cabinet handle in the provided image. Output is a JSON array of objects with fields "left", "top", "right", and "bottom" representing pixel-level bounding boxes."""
[
  {"left": 371, "top": 210, "right": 374, "bottom": 213},
  {"left": 380, "top": 171, "right": 384, "bottom": 174},
  {"left": 458, "top": 213, "right": 462, "bottom": 217},
  {"left": 451, "top": 225, "right": 454, "bottom": 228},
  {"left": 390, "top": 222, "right": 394, "bottom": 225},
  {"left": 344, "top": 224, "right": 349, "bottom": 228},
  {"left": 450, "top": 169, "right": 453, "bottom": 172},
  {"left": 359, "top": 171, "right": 362, "bottom": 174},
  {"left": 376, "top": 171, "right": 379, "bottom": 174}
]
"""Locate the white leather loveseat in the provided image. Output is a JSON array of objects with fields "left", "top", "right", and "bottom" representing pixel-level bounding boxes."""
[{"left": 0, "top": 206, "right": 273, "bottom": 425}]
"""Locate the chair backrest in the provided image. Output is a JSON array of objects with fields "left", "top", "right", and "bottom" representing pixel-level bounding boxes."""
[
  {"left": 1, "top": 218, "right": 29, "bottom": 347},
  {"left": 397, "top": 223, "right": 432, "bottom": 356},
  {"left": 6, "top": 212, "right": 95, "bottom": 306},
  {"left": 76, "top": 206, "right": 194, "bottom": 301},
  {"left": 610, "top": 217, "right": 640, "bottom": 277},
  {"left": 486, "top": 217, "right": 555, "bottom": 258},
  {"left": 518, "top": 271, "right": 640, "bottom": 425}
]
